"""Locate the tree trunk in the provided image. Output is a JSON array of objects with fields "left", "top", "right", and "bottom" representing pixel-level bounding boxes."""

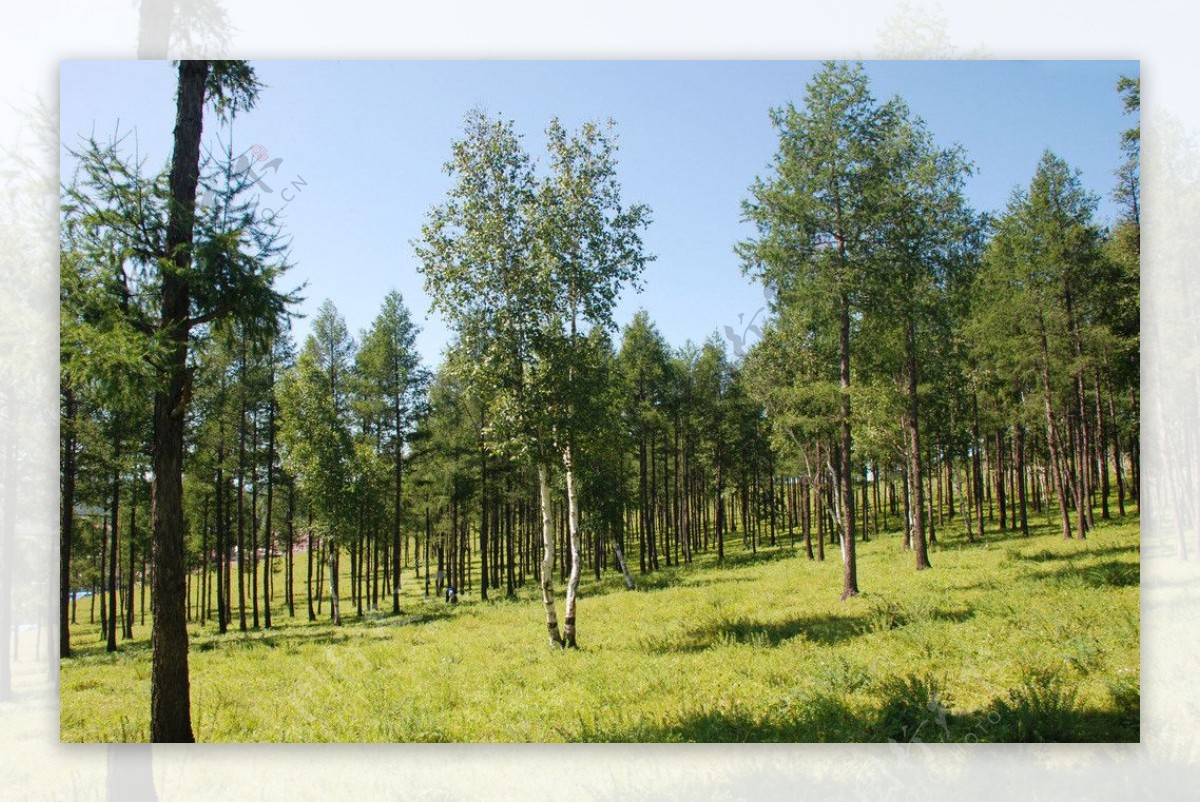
[
  {"left": 98, "top": 517, "right": 108, "bottom": 640},
  {"left": 972, "top": 392, "right": 984, "bottom": 539},
  {"left": 479, "top": 441, "right": 489, "bottom": 603},
  {"left": 250, "top": 410, "right": 261, "bottom": 628},
  {"left": 903, "top": 333, "right": 930, "bottom": 570},
  {"left": 257, "top": 387, "right": 273, "bottom": 627},
  {"left": 838, "top": 290, "right": 858, "bottom": 599},
  {"left": 537, "top": 463, "right": 563, "bottom": 648},
  {"left": 200, "top": 495, "right": 209, "bottom": 624},
  {"left": 1093, "top": 368, "right": 1110, "bottom": 520},
  {"left": 1037, "top": 311, "right": 1073, "bottom": 540},
  {"left": 1108, "top": 385, "right": 1126, "bottom": 517},
  {"left": 393, "top": 406, "right": 404, "bottom": 614},
  {"left": 716, "top": 465, "right": 725, "bottom": 562},
  {"left": 803, "top": 479, "right": 813, "bottom": 560},
  {"left": 562, "top": 446, "right": 582, "bottom": 648},
  {"left": 306, "top": 517, "right": 316, "bottom": 621},
  {"left": 149, "top": 59, "right": 207, "bottom": 744},
  {"left": 1015, "top": 422, "right": 1030, "bottom": 536},
  {"left": 612, "top": 539, "right": 636, "bottom": 590},
  {"left": 327, "top": 542, "right": 342, "bottom": 626},
  {"left": 60, "top": 387, "right": 76, "bottom": 658},
  {"left": 284, "top": 480, "right": 294, "bottom": 617},
  {"left": 236, "top": 345, "right": 249, "bottom": 632},
  {"left": 126, "top": 481, "right": 137, "bottom": 639},
  {"left": 108, "top": 468, "right": 119, "bottom": 652},
  {"left": 995, "top": 430, "right": 1007, "bottom": 530}
]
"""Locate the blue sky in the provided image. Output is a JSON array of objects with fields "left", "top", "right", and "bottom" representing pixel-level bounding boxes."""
[{"left": 60, "top": 59, "right": 1137, "bottom": 368}]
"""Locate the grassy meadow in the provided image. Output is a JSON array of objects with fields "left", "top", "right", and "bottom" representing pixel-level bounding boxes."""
[{"left": 60, "top": 510, "right": 1139, "bottom": 743}]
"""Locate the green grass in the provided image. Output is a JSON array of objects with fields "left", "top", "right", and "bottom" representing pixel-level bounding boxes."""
[{"left": 60, "top": 509, "right": 1140, "bottom": 743}]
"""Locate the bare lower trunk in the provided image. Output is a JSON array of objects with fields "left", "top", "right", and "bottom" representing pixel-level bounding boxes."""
[
  {"left": 61, "top": 389, "right": 76, "bottom": 659},
  {"left": 1015, "top": 420, "right": 1030, "bottom": 535},
  {"left": 903, "top": 333, "right": 930, "bottom": 570},
  {"left": 327, "top": 542, "right": 341, "bottom": 626},
  {"left": 536, "top": 463, "right": 563, "bottom": 648},
  {"left": 838, "top": 291, "right": 858, "bottom": 599},
  {"left": 1036, "top": 310, "right": 1072, "bottom": 539},
  {"left": 393, "top": 417, "right": 403, "bottom": 614},
  {"left": 107, "top": 469, "right": 119, "bottom": 652},
  {"left": 612, "top": 542, "right": 636, "bottom": 590},
  {"left": 126, "top": 484, "right": 136, "bottom": 639},
  {"left": 562, "top": 447, "right": 582, "bottom": 648},
  {"left": 149, "top": 59, "right": 207, "bottom": 743}
]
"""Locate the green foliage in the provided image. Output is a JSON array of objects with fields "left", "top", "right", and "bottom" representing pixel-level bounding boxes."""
[
  {"left": 864, "top": 596, "right": 936, "bottom": 632},
  {"left": 277, "top": 301, "right": 356, "bottom": 544},
  {"left": 985, "top": 668, "right": 1080, "bottom": 742},
  {"left": 871, "top": 673, "right": 952, "bottom": 742},
  {"left": 1083, "top": 560, "right": 1139, "bottom": 588}
]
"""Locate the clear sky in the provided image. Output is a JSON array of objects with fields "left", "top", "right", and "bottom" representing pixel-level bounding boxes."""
[{"left": 60, "top": 59, "right": 1137, "bottom": 368}]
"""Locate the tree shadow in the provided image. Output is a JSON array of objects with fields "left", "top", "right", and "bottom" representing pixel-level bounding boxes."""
[
  {"left": 62, "top": 640, "right": 152, "bottom": 662},
  {"left": 644, "top": 612, "right": 866, "bottom": 654},
  {"left": 1075, "top": 542, "right": 1141, "bottom": 560},
  {"left": 713, "top": 545, "right": 800, "bottom": 569},
  {"left": 579, "top": 690, "right": 1138, "bottom": 743},
  {"left": 933, "top": 511, "right": 1141, "bottom": 555},
  {"left": 581, "top": 694, "right": 865, "bottom": 742},
  {"left": 187, "top": 610, "right": 458, "bottom": 652},
  {"left": 1031, "top": 559, "right": 1139, "bottom": 589}
]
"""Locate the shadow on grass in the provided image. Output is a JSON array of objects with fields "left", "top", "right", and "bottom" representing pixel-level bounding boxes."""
[
  {"left": 862, "top": 596, "right": 975, "bottom": 633},
  {"left": 581, "top": 694, "right": 864, "bottom": 742},
  {"left": 580, "top": 687, "right": 1138, "bottom": 743},
  {"left": 61, "top": 639, "right": 153, "bottom": 663},
  {"left": 1076, "top": 541, "right": 1141, "bottom": 559},
  {"left": 593, "top": 544, "right": 803, "bottom": 597},
  {"left": 713, "top": 545, "right": 802, "bottom": 569},
  {"left": 1030, "top": 559, "right": 1140, "bottom": 589},
  {"left": 188, "top": 609, "right": 457, "bottom": 653},
  {"left": 644, "top": 612, "right": 865, "bottom": 654},
  {"left": 930, "top": 511, "right": 1140, "bottom": 555}
]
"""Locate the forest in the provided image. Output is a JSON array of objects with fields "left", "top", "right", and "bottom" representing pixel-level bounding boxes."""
[{"left": 58, "top": 60, "right": 1140, "bottom": 743}]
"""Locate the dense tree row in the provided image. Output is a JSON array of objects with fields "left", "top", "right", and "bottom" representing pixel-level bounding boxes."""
[{"left": 59, "top": 60, "right": 1139, "bottom": 741}]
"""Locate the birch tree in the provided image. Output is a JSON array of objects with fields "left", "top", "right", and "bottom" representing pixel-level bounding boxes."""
[
  {"left": 416, "top": 111, "right": 650, "bottom": 648},
  {"left": 535, "top": 118, "right": 652, "bottom": 646}
]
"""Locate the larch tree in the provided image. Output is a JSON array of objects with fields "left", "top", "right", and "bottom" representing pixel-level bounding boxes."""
[
  {"left": 277, "top": 301, "right": 356, "bottom": 626},
  {"left": 60, "top": 59, "right": 295, "bottom": 741},
  {"left": 617, "top": 311, "right": 671, "bottom": 572},
  {"left": 972, "top": 152, "right": 1105, "bottom": 541},
  {"left": 865, "top": 105, "right": 981, "bottom": 570},
  {"left": 738, "top": 61, "right": 900, "bottom": 599},
  {"left": 356, "top": 291, "right": 428, "bottom": 614}
]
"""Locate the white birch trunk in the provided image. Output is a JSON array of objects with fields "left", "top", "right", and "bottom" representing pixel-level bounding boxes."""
[
  {"left": 562, "top": 445, "right": 582, "bottom": 648},
  {"left": 537, "top": 463, "right": 563, "bottom": 648},
  {"left": 327, "top": 543, "right": 341, "bottom": 626},
  {"left": 612, "top": 542, "right": 636, "bottom": 590}
]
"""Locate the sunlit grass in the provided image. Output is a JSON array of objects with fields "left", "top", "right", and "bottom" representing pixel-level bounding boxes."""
[{"left": 60, "top": 507, "right": 1140, "bottom": 743}]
